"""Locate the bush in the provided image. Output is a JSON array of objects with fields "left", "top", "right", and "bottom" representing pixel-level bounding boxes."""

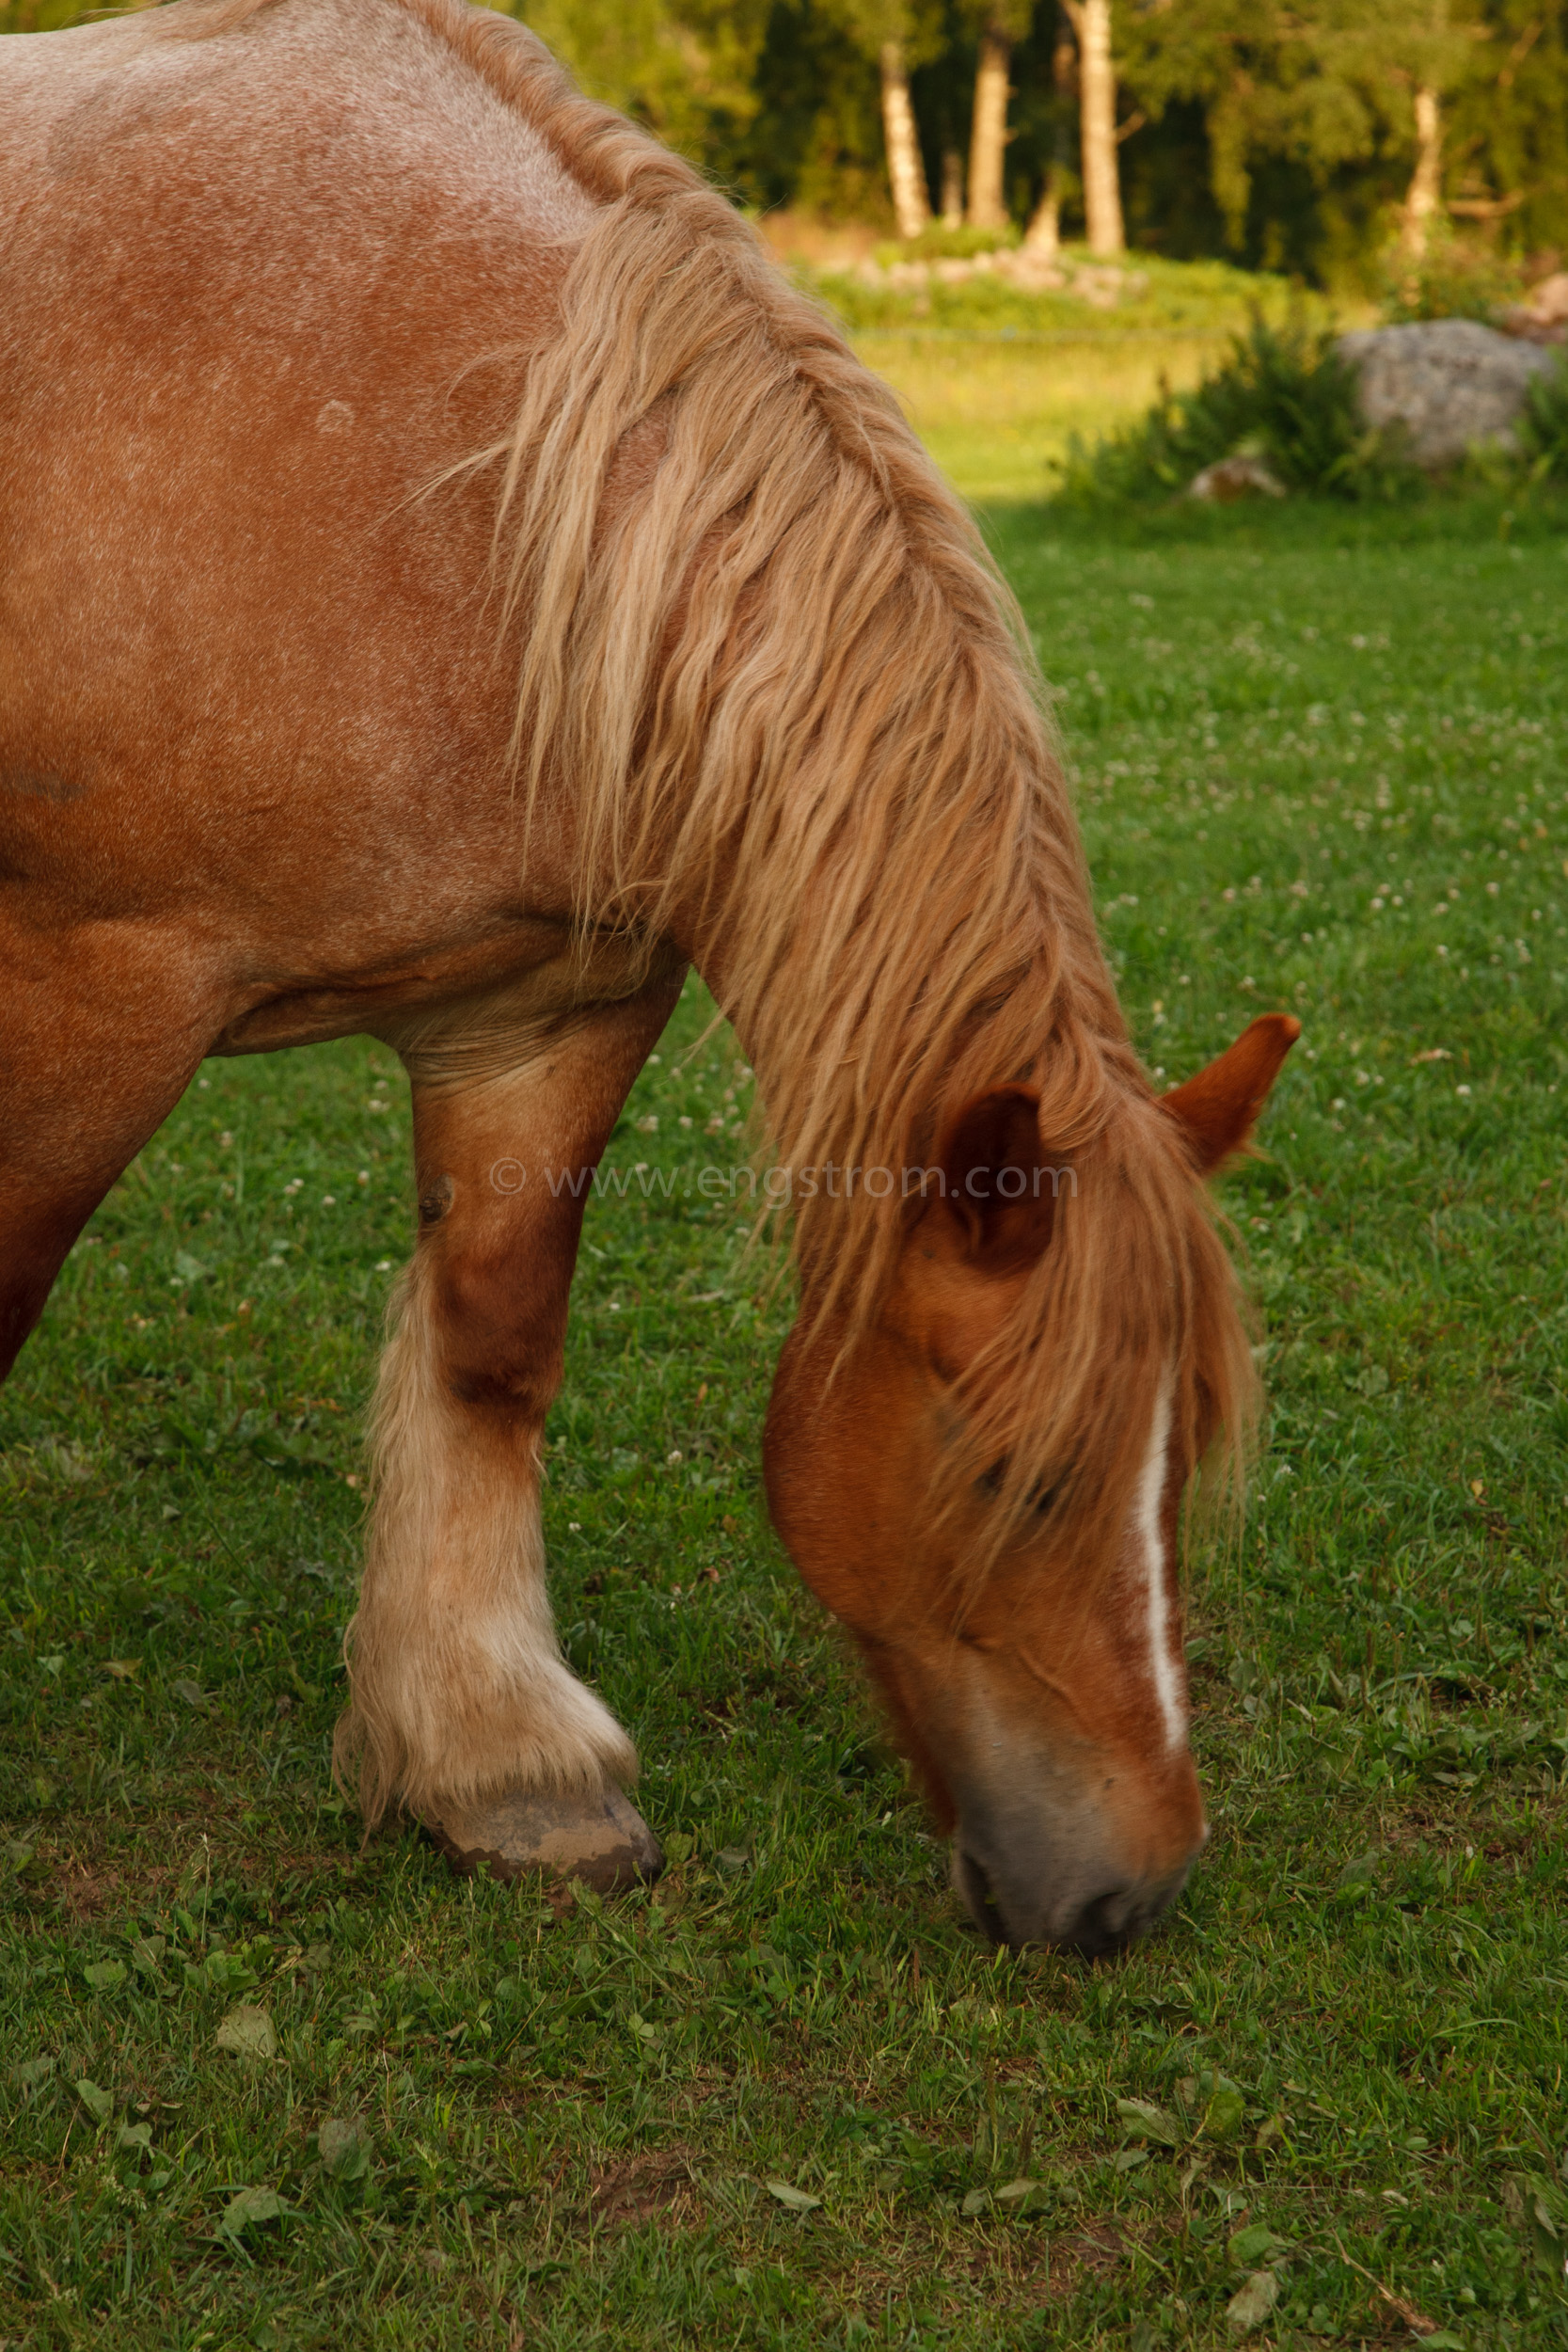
[
  {"left": 1518, "top": 350, "right": 1568, "bottom": 483},
  {"left": 1054, "top": 312, "right": 1420, "bottom": 505},
  {"left": 1379, "top": 233, "right": 1526, "bottom": 328}
]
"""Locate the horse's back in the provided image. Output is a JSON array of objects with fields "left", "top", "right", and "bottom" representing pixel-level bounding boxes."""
[
  {"left": 0, "top": 0, "right": 595, "bottom": 258},
  {"left": 0, "top": 0, "right": 595, "bottom": 959}
]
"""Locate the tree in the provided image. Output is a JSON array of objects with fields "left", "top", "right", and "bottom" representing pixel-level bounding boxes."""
[
  {"left": 1022, "top": 8, "right": 1079, "bottom": 257},
  {"left": 966, "top": 14, "right": 1011, "bottom": 227},
  {"left": 1117, "top": 0, "right": 1301, "bottom": 251},
  {"left": 1116, "top": 0, "right": 1540, "bottom": 272},
  {"left": 1060, "top": 0, "right": 1123, "bottom": 251},
  {"left": 495, "top": 0, "right": 772, "bottom": 171},
  {"left": 964, "top": 0, "right": 1035, "bottom": 230},
  {"left": 1299, "top": 0, "right": 1486, "bottom": 264},
  {"left": 880, "top": 34, "right": 932, "bottom": 235},
  {"left": 832, "top": 0, "right": 944, "bottom": 234},
  {"left": 1444, "top": 0, "right": 1568, "bottom": 258}
]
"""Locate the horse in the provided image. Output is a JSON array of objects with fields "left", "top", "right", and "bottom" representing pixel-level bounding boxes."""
[{"left": 0, "top": 0, "right": 1297, "bottom": 1954}]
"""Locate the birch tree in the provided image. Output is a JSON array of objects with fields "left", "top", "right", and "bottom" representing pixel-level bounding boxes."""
[
  {"left": 834, "top": 0, "right": 944, "bottom": 235},
  {"left": 1022, "top": 9, "right": 1079, "bottom": 257},
  {"left": 965, "top": 11, "right": 1016, "bottom": 228},
  {"left": 1060, "top": 0, "right": 1123, "bottom": 251},
  {"left": 1117, "top": 0, "right": 1497, "bottom": 263},
  {"left": 1300, "top": 0, "right": 1482, "bottom": 262}
]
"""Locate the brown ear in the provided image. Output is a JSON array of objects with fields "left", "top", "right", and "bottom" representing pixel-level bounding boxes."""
[
  {"left": 1160, "top": 1013, "right": 1301, "bottom": 1173},
  {"left": 934, "top": 1086, "right": 1060, "bottom": 1269}
]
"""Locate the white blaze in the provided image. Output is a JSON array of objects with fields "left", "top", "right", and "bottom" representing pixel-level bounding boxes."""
[{"left": 1135, "top": 1383, "right": 1183, "bottom": 1748}]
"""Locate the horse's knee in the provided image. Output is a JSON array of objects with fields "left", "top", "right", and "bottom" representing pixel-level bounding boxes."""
[{"left": 425, "top": 1241, "right": 566, "bottom": 1419}]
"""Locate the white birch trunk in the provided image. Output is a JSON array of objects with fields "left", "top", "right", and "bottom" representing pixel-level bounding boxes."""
[
  {"left": 941, "top": 147, "right": 964, "bottom": 230},
  {"left": 1023, "top": 19, "right": 1077, "bottom": 259},
  {"left": 1065, "top": 0, "right": 1123, "bottom": 255},
  {"left": 966, "top": 27, "right": 1011, "bottom": 232},
  {"left": 880, "top": 42, "right": 931, "bottom": 242},
  {"left": 1402, "top": 83, "right": 1443, "bottom": 262},
  {"left": 1023, "top": 184, "right": 1060, "bottom": 258}
]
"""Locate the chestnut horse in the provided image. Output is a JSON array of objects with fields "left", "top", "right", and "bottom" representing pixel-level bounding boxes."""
[{"left": 0, "top": 0, "right": 1296, "bottom": 1951}]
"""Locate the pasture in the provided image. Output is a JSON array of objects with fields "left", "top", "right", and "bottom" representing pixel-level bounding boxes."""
[
  {"left": 822, "top": 252, "right": 1339, "bottom": 503},
  {"left": 4, "top": 493, "right": 1568, "bottom": 2349}
]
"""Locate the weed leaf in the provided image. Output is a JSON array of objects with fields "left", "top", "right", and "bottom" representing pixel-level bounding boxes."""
[
  {"left": 220, "top": 2185, "right": 288, "bottom": 2237},
  {"left": 1226, "top": 2269, "right": 1279, "bottom": 2331},
  {"left": 765, "top": 2178, "right": 820, "bottom": 2213},
  {"left": 318, "top": 2118, "right": 370, "bottom": 2182},
  {"left": 1115, "top": 2097, "right": 1182, "bottom": 2148},
  {"left": 215, "top": 2005, "right": 277, "bottom": 2062}
]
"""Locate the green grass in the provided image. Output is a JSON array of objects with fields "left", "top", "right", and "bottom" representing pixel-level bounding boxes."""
[
  {"left": 810, "top": 250, "right": 1348, "bottom": 503},
  {"left": 5, "top": 496, "right": 1568, "bottom": 2348}
]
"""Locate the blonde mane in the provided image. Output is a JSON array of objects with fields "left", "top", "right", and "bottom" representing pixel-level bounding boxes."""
[{"left": 161, "top": 0, "right": 1258, "bottom": 1559}]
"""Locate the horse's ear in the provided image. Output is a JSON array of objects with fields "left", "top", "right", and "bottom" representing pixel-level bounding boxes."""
[
  {"left": 1160, "top": 1013, "right": 1301, "bottom": 1174},
  {"left": 934, "top": 1086, "right": 1058, "bottom": 1269}
]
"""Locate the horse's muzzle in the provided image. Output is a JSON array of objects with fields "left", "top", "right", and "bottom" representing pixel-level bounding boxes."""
[{"left": 949, "top": 1792, "right": 1203, "bottom": 1955}]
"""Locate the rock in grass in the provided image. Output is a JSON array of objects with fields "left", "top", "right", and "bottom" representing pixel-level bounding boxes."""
[
  {"left": 1499, "top": 272, "right": 1568, "bottom": 345},
  {"left": 1337, "top": 319, "right": 1559, "bottom": 468},
  {"left": 1188, "top": 454, "right": 1286, "bottom": 502}
]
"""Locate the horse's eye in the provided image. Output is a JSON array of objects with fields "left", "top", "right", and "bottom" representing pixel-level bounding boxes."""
[{"left": 975, "top": 1459, "right": 1057, "bottom": 1519}]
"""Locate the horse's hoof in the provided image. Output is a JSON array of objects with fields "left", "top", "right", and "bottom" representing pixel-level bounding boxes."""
[{"left": 423, "top": 1785, "right": 662, "bottom": 1893}]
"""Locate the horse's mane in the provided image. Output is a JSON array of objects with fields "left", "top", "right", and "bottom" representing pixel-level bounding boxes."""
[{"left": 156, "top": 0, "right": 1258, "bottom": 1564}]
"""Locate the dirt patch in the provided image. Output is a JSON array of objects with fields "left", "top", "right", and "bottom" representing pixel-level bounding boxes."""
[
  {"left": 588, "top": 2145, "right": 700, "bottom": 2232},
  {"left": 1045, "top": 2221, "right": 1124, "bottom": 2298},
  {"left": 55, "top": 1861, "right": 174, "bottom": 1918}
]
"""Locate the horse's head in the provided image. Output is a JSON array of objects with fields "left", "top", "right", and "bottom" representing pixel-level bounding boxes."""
[{"left": 765, "top": 1015, "right": 1298, "bottom": 1955}]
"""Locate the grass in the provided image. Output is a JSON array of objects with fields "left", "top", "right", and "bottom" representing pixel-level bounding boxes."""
[
  {"left": 808, "top": 250, "right": 1347, "bottom": 503},
  {"left": 846, "top": 330, "right": 1243, "bottom": 509},
  {"left": 5, "top": 492, "right": 1568, "bottom": 2349}
]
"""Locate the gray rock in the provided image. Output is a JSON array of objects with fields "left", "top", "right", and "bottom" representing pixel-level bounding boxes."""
[{"left": 1336, "top": 319, "right": 1560, "bottom": 469}]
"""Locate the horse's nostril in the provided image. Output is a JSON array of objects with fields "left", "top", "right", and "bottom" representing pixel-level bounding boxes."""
[
  {"left": 1067, "top": 1888, "right": 1135, "bottom": 1959},
  {"left": 1069, "top": 1869, "right": 1187, "bottom": 1959},
  {"left": 954, "top": 1849, "right": 1006, "bottom": 1947}
]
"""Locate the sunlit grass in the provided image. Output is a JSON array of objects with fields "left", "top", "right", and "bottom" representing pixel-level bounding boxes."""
[{"left": 851, "top": 329, "right": 1232, "bottom": 503}]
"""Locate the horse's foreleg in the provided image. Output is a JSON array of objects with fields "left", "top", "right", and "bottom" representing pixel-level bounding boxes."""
[
  {"left": 0, "top": 925, "right": 218, "bottom": 1379},
  {"left": 338, "top": 977, "right": 682, "bottom": 1892}
]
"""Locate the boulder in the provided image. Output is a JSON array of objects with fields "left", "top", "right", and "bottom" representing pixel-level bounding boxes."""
[
  {"left": 1498, "top": 272, "right": 1568, "bottom": 346},
  {"left": 1336, "top": 319, "right": 1560, "bottom": 469},
  {"left": 1188, "top": 453, "right": 1287, "bottom": 502}
]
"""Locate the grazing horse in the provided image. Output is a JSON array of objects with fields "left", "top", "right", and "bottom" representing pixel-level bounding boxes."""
[{"left": 0, "top": 0, "right": 1297, "bottom": 1952}]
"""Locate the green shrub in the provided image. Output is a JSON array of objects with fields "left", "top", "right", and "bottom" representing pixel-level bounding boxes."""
[
  {"left": 1518, "top": 349, "right": 1568, "bottom": 483},
  {"left": 1054, "top": 311, "right": 1420, "bottom": 505},
  {"left": 1379, "top": 232, "right": 1526, "bottom": 327}
]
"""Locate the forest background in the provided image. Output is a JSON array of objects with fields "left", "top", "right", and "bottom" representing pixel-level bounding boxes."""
[{"left": 8, "top": 0, "right": 1563, "bottom": 293}]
